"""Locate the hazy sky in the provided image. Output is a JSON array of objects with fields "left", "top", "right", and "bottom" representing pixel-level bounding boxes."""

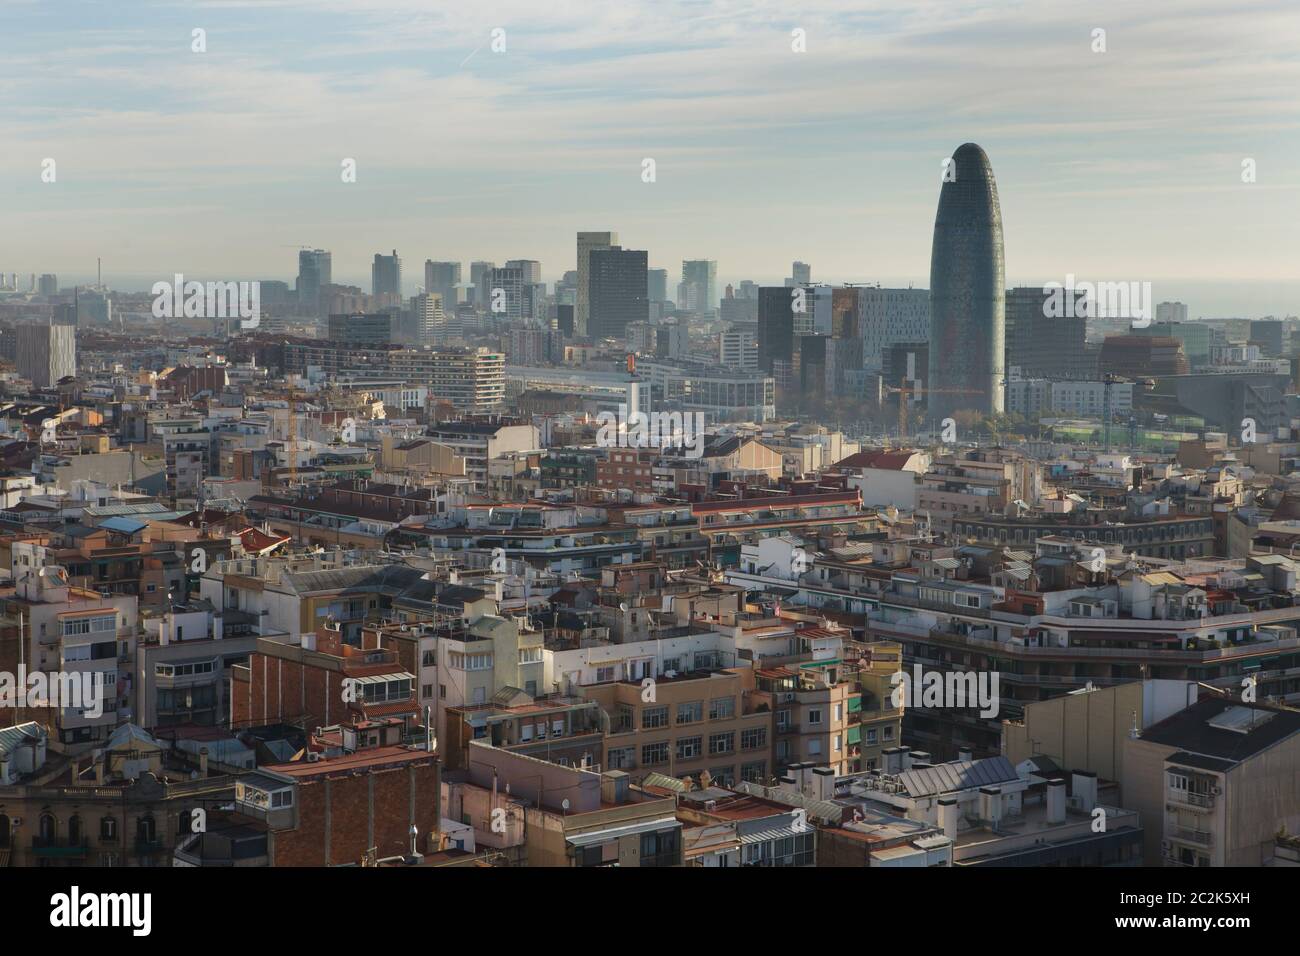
[{"left": 1, "top": 0, "right": 1298, "bottom": 316}]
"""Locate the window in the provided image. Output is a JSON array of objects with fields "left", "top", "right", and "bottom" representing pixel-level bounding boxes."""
[
  {"left": 639, "top": 828, "right": 679, "bottom": 868},
  {"left": 595, "top": 666, "right": 616, "bottom": 683},
  {"left": 641, "top": 742, "right": 669, "bottom": 766},
  {"left": 808, "top": 708, "right": 823, "bottom": 726},
  {"left": 518, "top": 646, "right": 543, "bottom": 664},
  {"left": 100, "top": 816, "right": 117, "bottom": 841},
  {"left": 708, "top": 732, "right": 734, "bottom": 755},
  {"left": 676, "top": 701, "right": 703, "bottom": 724},
  {"left": 422, "top": 650, "right": 437, "bottom": 667},
  {"left": 883, "top": 726, "right": 894, "bottom": 741},
  {"left": 808, "top": 739, "right": 822, "bottom": 755},
  {"left": 676, "top": 736, "right": 702, "bottom": 760},
  {"left": 834, "top": 734, "right": 842, "bottom": 752},
  {"left": 709, "top": 697, "right": 735, "bottom": 720},
  {"left": 422, "top": 684, "right": 433, "bottom": 699},
  {"left": 62, "top": 614, "right": 116, "bottom": 637},
  {"left": 608, "top": 747, "right": 636, "bottom": 769},
  {"left": 741, "top": 727, "right": 767, "bottom": 750},
  {"left": 741, "top": 761, "right": 767, "bottom": 783},
  {"left": 642, "top": 706, "right": 668, "bottom": 729},
  {"left": 866, "top": 729, "right": 878, "bottom": 744},
  {"left": 271, "top": 789, "right": 294, "bottom": 808}
]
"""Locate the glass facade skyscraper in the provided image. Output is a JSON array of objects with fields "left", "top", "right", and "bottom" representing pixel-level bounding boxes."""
[{"left": 928, "top": 142, "right": 1005, "bottom": 419}]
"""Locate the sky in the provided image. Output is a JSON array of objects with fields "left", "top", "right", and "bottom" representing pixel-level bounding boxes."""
[{"left": 1, "top": 0, "right": 1298, "bottom": 317}]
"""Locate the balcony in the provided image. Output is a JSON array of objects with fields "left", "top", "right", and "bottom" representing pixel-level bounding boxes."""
[
  {"left": 1167, "top": 789, "right": 1215, "bottom": 812},
  {"left": 1169, "top": 825, "right": 1214, "bottom": 847},
  {"left": 32, "top": 837, "right": 89, "bottom": 859}
]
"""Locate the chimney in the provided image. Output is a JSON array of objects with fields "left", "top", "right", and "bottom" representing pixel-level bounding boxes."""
[
  {"left": 1071, "top": 771, "right": 1098, "bottom": 812},
  {"left": 958, "top": 747, "right": 973, "bottom": 763},
  {"left": 909, "top": 750, "right": 931, "bottom": 766},
  {"left": 1045, "top": 778, "right": 1066, "bottom": 824},
  {"left": 786, "top": 762, "right": 807, "bottom": 793},
  {"left": 199, "top": 747, "right": 209, "bottom": 777},
  {"left": 979, "top": 786, "right": 1003, "bottom": 827},
  {"left": 937, "top": 797, "right": 958, "bottom": 839},
  {"left": 899, "top": 748, "right": 913, "bottom": 771},
  {"left": 812, "top": 766, "right": 835, "bottom": 801}
]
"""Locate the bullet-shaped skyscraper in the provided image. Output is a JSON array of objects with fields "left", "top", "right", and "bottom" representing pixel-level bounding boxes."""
[{"left": 928, "top": 142, "right": 1005, "bottom": 420}]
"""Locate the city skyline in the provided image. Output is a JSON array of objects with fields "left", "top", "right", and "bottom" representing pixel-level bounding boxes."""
[{"left": 1, "top": 0, "right": 1297, "bottom": 315}]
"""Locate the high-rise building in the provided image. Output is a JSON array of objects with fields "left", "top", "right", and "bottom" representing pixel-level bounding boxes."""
[
  {"left": 787, "top": 261, "right": 811, "bottom": 286},
  {"left": 482, "top": 265, "right": 526, "bottom": 322},
  {"left": 506, "top": 259, "right": 542, "bottom": 286},
  {"left": 679, "top": 260, "right": 718, "bottom": 315},
  {"left": 757, "top": 286, "right": 802, "bottom": 372},
  {"left": 1155, "top": 301, "right": 1189, "bottom": 325},
  {"left": 647, "top": 268, "right": 669, "bottom": 304},
  {"left": 372, "top": 250, "right": 402, "bottom": 303},
  {"left": 1005, "top": 286, "right": 1089, "bottom": 380},
  {"left": 16, "top": 321, "right": 76, "bottom": 387},
  {"left": 37, "top": 274, "right": 58, "bottom": 297},
  {"left": 297, "top": 249, "right": 332, "bottom": 313},
  {"left": 588, "top": 247, "right": 648, "bottom": 340},
  {"left": 411, "top": 293, "right": 446, "bottom": 345},
  {"left": 854, "top": 287, "right": 931, "bottom": 372},
  {"left": 576, "top": 232, "right": 618, "bottom": 337},
  {"left": 928, "top": 142, "right": 1005, "bottom": 419},
  {"left": 424, "top": 261, "right": 461, "bottom": 311},
  {"left": 469, "top": 261, "right": 497, "bottom": 309},
  {"left": 1249, "top": 319, "right": 1286, "bottom": 357}
]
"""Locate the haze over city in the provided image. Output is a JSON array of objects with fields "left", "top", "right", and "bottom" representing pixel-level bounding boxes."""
[{"left": 2, "top": 0, "right": 1298, "bottom": 316}]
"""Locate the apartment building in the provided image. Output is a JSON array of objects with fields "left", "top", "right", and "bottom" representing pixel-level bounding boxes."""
[
  {"left": 1123, "top": 697, "right": 1300, "bottom": 867},
  {"left": 0, "top": 723, "right": 232, "bottom": 867},
  {"left": 229, "top": 619, "right": 420, "bottom": 734},
  {"left": 468, "top": 742, "right": 682, "bottom": 866},
  {"left": 389, "top": 347, "right": 505, "bottom": 412},
  {"left": 580, "top": 658, "right": 773, "bottom": 789},
  {"left": 2, "top": 566, "right": 137, "bottom": 747},
  {"left": 178, "top": 741, "right": 440, "bottom": 866}
]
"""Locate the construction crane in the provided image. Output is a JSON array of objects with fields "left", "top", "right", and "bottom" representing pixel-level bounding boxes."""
[{"left": 880, "top": 381, "right": 989, "bottom": 442}]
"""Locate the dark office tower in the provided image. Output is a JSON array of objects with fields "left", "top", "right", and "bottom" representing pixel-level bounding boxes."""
[
  {"left": 757, "top": 286, "right": 797, "bottom": 372},
  {"left": 556, "top": 304, "right": 575, "bottom": 337},
  {"left": 372, "top": 250, "right": 402, "bottom": 301},
  {"left": 297, "top": 249, "right": 332, "bottom": 311},
  {"left": 928, "top": 142, "right": 1005, "bottom": 419},
  {"left": 1005, "top": 286, "right": 1089, "bottom": 379},
  {"left": 425, "top": 260, "right": 462, "bottom": 310},
  {"left": 588, "top": 247, "right": 648, "bottom": 340}
]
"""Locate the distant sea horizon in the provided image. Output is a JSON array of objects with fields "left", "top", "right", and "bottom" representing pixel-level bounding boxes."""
[{"left": 32, "top": 274, "right": 1300, "bottom": 322}]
